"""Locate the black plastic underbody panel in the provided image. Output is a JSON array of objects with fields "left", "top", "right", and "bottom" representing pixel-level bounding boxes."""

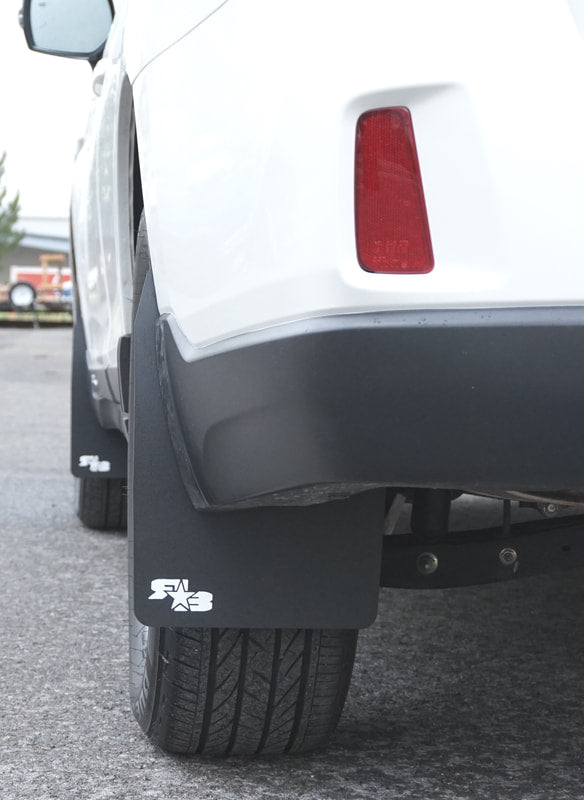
[{"left": 158, "top": 306, "right": 584, "bottom": 509}]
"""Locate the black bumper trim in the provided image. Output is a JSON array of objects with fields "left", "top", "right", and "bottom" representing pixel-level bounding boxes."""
[{"left": 158, "top": 307, "right": 584, "bottom": 509}]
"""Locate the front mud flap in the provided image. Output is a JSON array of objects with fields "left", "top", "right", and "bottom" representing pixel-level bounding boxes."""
[
  {"left": 130, "top": 272, "right": 385, "bottom": 629},
  {"left": 71, "top": 314, "right": 127, "bottom": 479}
]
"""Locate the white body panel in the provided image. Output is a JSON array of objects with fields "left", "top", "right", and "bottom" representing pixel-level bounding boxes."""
[
  {"left": 74, "top": 0, "right": 584, "bottom": 358},
  {"left": 71, "top": 3, "right": 133, "bottom": 370}
]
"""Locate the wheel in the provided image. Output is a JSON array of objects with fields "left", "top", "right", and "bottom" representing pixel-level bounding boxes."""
[
  {"left": 77, "top": 476, "right": 127, "bottom": 530},
  {"left": 129, "top": 616, "right": 358, "bottom": 755},
  {"left": 9, "top": 281, "right": 35, "bottom": 310},
  {"left": 128, "top": 213, "right": 358, "bottom": 755}
]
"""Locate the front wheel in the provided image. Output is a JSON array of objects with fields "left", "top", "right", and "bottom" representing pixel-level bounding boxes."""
[
  {"left": 130, "top": 614, "right": 357, "bottom": 756},
  {"left": 77, "top": 476, "right": 127, "bottom": 530}
]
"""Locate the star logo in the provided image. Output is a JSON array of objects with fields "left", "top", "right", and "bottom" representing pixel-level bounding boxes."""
[
  {"left": 148, "top": 578, "right": 214, "bottom": 613},
  {"left": 166, "top": 579, "right": 196, "bottom": 611}
]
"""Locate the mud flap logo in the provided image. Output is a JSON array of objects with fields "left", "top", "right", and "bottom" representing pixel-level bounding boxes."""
[
  {"left": 78, "top": 454, "right": 111, "bottom": 473},
  {"left": 148, "top": 579, "right": 213, "bottom": 612}
]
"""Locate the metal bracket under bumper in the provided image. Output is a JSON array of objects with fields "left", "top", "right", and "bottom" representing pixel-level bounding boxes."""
[
  {"left": 381, "top": 515, "right": 584, "bottom": 589},
  {"left": 130, "top": 272, "right": 385, "bottom": 629}
]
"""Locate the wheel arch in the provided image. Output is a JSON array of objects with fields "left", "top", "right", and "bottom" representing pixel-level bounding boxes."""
[{"left": 115, "top": 73, "right": 143, "bottom": 327}]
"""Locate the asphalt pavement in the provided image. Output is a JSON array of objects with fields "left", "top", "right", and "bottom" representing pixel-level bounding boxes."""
[{"left": 1, "top": 325, "right": 583, "bottom": 800}]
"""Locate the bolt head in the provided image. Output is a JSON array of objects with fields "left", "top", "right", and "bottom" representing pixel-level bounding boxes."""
[
  {"left": 416, "top": 552, "right": 438, "bottom": 575},
  {"left": 499, "top": 547, "right": 518, "bottom": 566}
]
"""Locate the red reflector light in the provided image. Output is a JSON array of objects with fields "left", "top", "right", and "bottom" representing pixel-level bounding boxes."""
[{"left": 355, "top": 107, "right": 434, "bottom": 274}]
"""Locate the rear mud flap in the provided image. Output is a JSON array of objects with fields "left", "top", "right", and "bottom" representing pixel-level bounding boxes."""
[{"left": 130, "top": 272, "right": 384, "bottom": 629}]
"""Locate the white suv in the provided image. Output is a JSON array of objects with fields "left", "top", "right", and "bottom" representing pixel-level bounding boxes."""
[{"left": 23, "top": 0, "right": 584, "bottom": 756}]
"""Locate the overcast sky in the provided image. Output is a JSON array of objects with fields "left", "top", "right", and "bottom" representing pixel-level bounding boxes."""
[{"left": 0, "top": 1, "right": 93, "bottom": 220}]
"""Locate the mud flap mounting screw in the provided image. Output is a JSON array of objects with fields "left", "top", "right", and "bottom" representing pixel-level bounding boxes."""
[
  {"left": 499, "top": 547, "right": 518, "bottom": 566},
  {"left": 416, "top": 552, "right": 438, "bottom": 575}
]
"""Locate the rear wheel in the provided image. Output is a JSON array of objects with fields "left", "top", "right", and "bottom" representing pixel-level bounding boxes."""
[
  {"left": 129, "top": 616, "right": 357, "bottom": 756},
  {"left": 77, "top": 476, "right": 127, "bottom": 530},
  {"left": 129, "top": 213, "right": 358, "bottom": 755}
]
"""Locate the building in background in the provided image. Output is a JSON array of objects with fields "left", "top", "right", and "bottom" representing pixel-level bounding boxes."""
[{"left": 0, "top": 216, "right": 69, "bottom": 284}]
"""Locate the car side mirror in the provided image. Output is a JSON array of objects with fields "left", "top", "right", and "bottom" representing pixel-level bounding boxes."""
[{"left": 21, "top": 0, "right": 114, "bottom": 63}]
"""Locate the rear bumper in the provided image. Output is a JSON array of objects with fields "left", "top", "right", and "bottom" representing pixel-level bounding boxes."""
[
  {"left": 135, "top": 0, "right": 584, "bottom": 348},
  {"left": 158, "top": 307, "right": 584, "bottom": 509}
]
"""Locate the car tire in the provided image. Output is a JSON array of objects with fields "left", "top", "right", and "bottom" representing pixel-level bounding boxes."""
[
  {"left": 129, "top": 616, "right": 358, "bottom": 756},
  {"left": 77, "top": 475, "right": 127, "bottom": 530},
  {"left": 129, "top": 213, "right": 358, "bottom": 755},
  {"left": 9, "top": 281, "right": 36, "bottom": 310}
]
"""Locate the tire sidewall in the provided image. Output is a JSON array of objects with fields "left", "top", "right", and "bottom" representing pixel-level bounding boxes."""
[
  {"left": 128, "top": 212, "right": 161, "bottom": 735},
  {"left": 129, "top": 612, "right": 162, "bottom": 734}
]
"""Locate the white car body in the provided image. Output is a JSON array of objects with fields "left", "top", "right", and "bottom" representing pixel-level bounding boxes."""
[{"left": 73, "top": 0, "right": 584, "bottom": 368}]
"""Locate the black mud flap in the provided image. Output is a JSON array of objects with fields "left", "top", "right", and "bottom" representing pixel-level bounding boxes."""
[
  {"left": 71, "top": 314, "right": 127, "bottom": 479},
  {"left": 130, "top": 272, "right": 385, "bottom": 629}
]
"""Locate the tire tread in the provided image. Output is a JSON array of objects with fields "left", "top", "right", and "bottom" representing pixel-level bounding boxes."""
[
  {"left": 142, "top": 626, "right": 357, "bottom": 756},
  {"left": 77, "top": 476, "right": 127, "bottom": 530}
]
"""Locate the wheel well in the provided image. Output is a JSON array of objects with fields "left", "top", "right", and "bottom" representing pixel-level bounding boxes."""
[{"left": 131, "top": 126, "right": 143, "bottom": 250}]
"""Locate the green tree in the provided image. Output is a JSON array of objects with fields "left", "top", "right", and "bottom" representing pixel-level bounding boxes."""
[{"left": 0, "top": 152, "right": 24, "bottom": 267}]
